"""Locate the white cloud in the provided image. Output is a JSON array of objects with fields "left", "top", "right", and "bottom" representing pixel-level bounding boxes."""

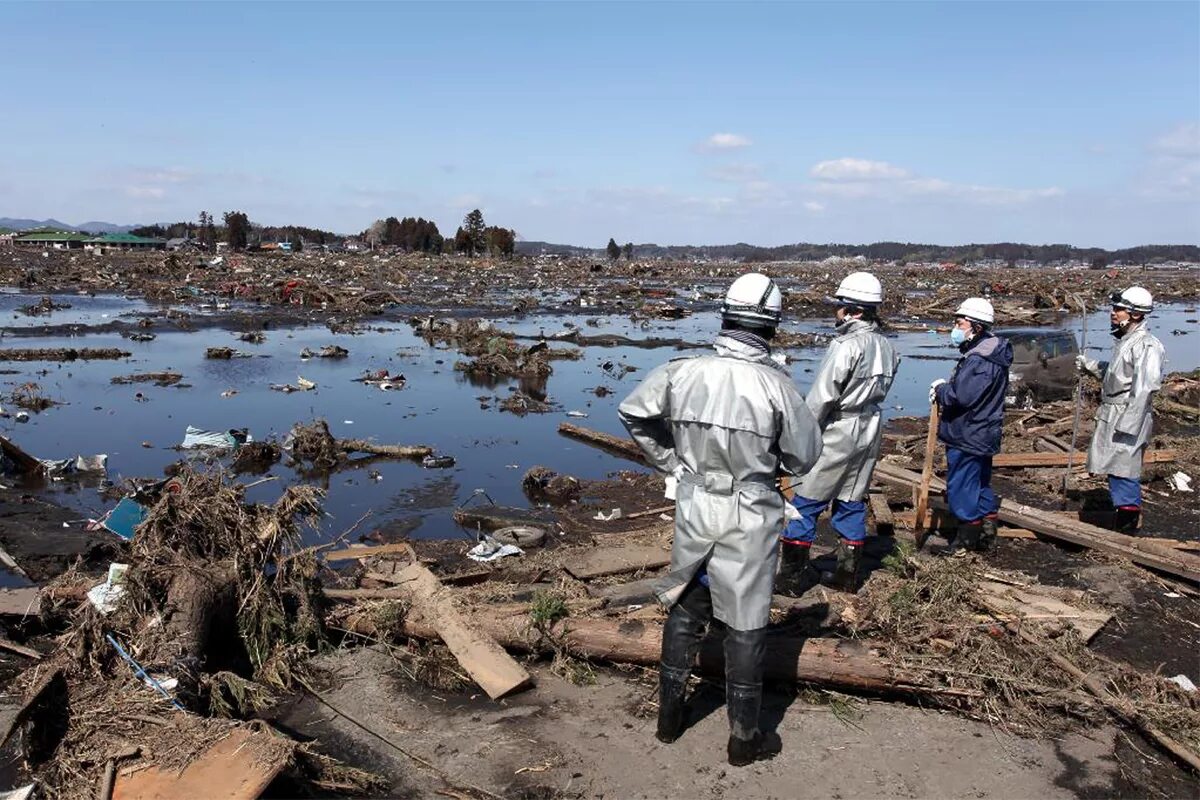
[
  {"left": 1149, "top": 121, "right": 1200, "bottom": 158},
  {"left": 124, "top": 186, "right": 166, "bottom": 199},
  {"left": 808, "top": 158, "right": 1061, "bottom": 206},
  {"left": 697, "top": 132, "right": 752, "bottom": 152},
  {"left": 803, "top": 201, "right": 825, "bottom": 213},
  {"left": 810, "top": 158, "right": 910, "bottom": 181}
]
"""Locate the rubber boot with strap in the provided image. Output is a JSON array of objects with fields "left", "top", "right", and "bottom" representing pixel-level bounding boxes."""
[
  {"left": 724, "top": 626, "right": 779, "bottom": 766},
  {"left": 775, "top": 540, "right": 810, "bottom": 598},
  {"left": 948, "top": 521, "right": 984, "bottom": 555},
  {"left": 824, "top": 542, "right": 863, "bottom": 593}
]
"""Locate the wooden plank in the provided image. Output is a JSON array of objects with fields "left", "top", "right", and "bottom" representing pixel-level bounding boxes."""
[
  {"left": 389, "top": 562, "right": 532, "bottom": 699},
  {"left": 998, "top": 528, "right": 1038, "bottom": 539},
  {"left": 324, "top": 542, "right": 415, "bottom": 563},
  {"left": 561, "top": 545, "right": 671, "bottom": 580},
  {"left": 978, "top": 580, "right": 1112, "bottom": 641},
  {"left": 114, "top": 727, "right": 292, "bottom": 800},
  {"left": 0, "top": 638, "right": 41, "bottom": 660},
  {"left": 992, "top": 449, "right": 1175, "bottom": 468},
  {"left": 914, "top": 403, "right": 940, "bottom": 541},
  {"left": 0, "top": 587, "right": 41, "bottom": 617}
]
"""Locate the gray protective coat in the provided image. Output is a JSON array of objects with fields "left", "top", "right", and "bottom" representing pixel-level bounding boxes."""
[
  {"left": 617, "top": 334, "right": 823, "bottom": 631},
  {"left": 1082, "top": 323, "right": 1165, "bottom": 478},
  {"left": 791, "top": 318, "right": 900, "bottom": 502}
]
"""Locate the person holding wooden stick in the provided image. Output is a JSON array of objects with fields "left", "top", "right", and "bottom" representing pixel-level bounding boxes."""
[
  {"left": 1076, "top": 286, "right": 1164, "bottom": 534},
  {"left": 777, "top": 272, "right": 899, "bottom": 594},
  {"left": 618, "top": 272, "right": 823, "bottom": 766},
  {"left": 930, "top": 297, "right": 1012, "bottom": 554}
]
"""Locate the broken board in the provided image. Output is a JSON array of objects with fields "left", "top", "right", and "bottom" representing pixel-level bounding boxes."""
[
  {"left": 561, "top": 545, "right": 671, "bottom": 580},
  {"left": 978, "top": 580, "right": 1112, "bottom": 642},
  {"left": 323, "top": 542, "right": 415, "bottom": 562},
  {"left": 389, "top": 562, "right": 532, "bottom": 699},
  {"left": 113, "top": 727, "right": 292, "bottom": 800},
  {"left": 0, "top": 587, "right": 41, "bottom": 617}
]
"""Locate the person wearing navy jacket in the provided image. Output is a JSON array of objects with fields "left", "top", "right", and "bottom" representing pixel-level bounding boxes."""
[{"left": 929, "top": 297, "right": 1013, "bottom": 554}]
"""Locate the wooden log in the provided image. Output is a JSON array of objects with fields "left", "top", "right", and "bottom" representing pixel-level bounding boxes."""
[
  {"left": 874, "top": 462, "right": 1200, "bottom": 584},
  {"left": 338, "top": 439, "right": 433, "bottom": 459},
  {"left": 992, "top": 449, "right": 1175, "bottom": 468},
  {"left": 383, "top": 562, "right": 532, "bottom": 699},
  {"left": 561, "top": 545, "right": 671, "bottom": 580},
  {"left": 586, "top": 576, "right": 660, "bottom": 607},
  {"left": 557, "top": 423, "right": 647, "bottom": 464},
  {"left": 337, "top": 606, "right": 973, "bottom": 699}
]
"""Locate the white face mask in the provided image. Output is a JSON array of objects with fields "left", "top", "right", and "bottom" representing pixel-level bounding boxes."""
[{"left": 950, "top": 327, "right": 969, "bottom": 346}]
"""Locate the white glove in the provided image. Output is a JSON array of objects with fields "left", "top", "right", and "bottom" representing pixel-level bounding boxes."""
[
  {"left": 929, "top": 378, "right": 947, "bottom": 405},
  {"left": 664, "top": 466, "right": 684, "bottom": 500},
  {"left": 1075, "top": 354, "right": 1098, "bottom": 376}
]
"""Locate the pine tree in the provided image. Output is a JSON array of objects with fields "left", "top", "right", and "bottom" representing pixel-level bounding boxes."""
[{"left": 606, "top": 238, "right": 621, "bottom": 261}]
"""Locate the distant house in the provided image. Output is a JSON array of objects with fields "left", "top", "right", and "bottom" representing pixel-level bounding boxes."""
[
  {"left": 13, "top": 231, "right": 90, "bottom": 250},
  {"left": 86, "top": 233, "right": 167, "bottom": 252},
  {"left": 166, "top": 237, "right": 202, "bottom": 252}
]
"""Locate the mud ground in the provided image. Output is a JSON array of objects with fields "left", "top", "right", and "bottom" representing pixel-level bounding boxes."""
[{"left": 268, "top": 646, "right": 1132, "bottom": 800}]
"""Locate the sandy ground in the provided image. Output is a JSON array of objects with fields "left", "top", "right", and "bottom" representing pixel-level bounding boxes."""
[{"left": 272, "top": 647, "right": 1130, "bottom": 800}]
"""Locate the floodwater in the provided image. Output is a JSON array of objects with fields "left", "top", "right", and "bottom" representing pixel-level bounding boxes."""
[{"left": 1, "top": 293, "right": 1195, "bottom": 546}]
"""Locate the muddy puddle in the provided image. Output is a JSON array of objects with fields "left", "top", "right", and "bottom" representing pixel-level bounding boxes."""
[{"left": 1, "top": 293, "right": 1195, "bottom": 546}]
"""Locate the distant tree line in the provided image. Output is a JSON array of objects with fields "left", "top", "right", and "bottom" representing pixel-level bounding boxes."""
[
  {"left": 517, "top": 240, "right": 1200, "bottom": 265},
  {"left": 363, "top": 216, "right": 445, "bottom": 253},
  {"left": 130, "top": 211, "right": 340, "bottom": 253}
]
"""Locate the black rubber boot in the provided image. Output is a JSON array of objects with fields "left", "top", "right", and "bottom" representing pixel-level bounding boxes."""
[
  {"left": 948, "top": 521, "right": 984, "bottom": 555},
  {"left": 979, "top": 515, "right": 998, "bottom": 552},
  {"left": 656, "top": 581, "right": 711, "bottom": 744},
  {"left": 823, "top": 543, "right": 863, "bottom": 593},
  {"left": 775, "top": 541, "right": 810, "bottom": 597},
  {"left": 724, "top": 627, "right": 778, "bottom": 766},
  {"left": 1113, "top": 507, "right": 1141, "bottom": 535}
]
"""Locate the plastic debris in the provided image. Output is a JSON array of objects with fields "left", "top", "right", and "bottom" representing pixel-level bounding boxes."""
[
  {"left": 1167, "top": 674, "right": 1197, "bottom": 692},
  {"left": 467, "top": 534, "right": 524, "bottom": 562},
  {"left": 422, "top": 455, "right": 456, "bottom": 469},
  {"left": 593, "top": 508, "right": 622, "bottom": 521},
  {"left": 297, "top": 376, "right": 317, "bottom": 391},
  {"left": 566, "top": 410, "right": 589, "bottom": 418},
  {"left": 180, "top": 426, "right": 251, "bottom": 450},
  {"left": 1166, "top": 471, "right": 1193, "bottom": 493}
]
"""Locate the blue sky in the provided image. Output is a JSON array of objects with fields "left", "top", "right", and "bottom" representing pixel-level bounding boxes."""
[{"left": 2, "top": 1, "right": 1197, "bottom": 247}]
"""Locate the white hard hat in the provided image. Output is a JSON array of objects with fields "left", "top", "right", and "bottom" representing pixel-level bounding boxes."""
[
  {"left": 1111, "top": 286, "right": 1153, "bottom": 314},
  {"left": 834, "top": 271, "right": 883, "bottom": 305},
  {"left": 954, "top": 297, "right": 995, "bottom": 325},
  {"left": 722, "top": 272, "right": 782, "bottom": 328}
]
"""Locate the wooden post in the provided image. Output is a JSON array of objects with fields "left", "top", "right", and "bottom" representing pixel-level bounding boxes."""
[{"left": 914, "top": 403, "right": 940, "bottom": 547}]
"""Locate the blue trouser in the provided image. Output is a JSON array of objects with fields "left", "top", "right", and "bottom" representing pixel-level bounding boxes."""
[
  {"left": 945, "top": 447, "right": 998, "bottom": 524},
  {"left": 1108, "top": 475, "right": 1142, "bottom": 509},
  {"left": 782, "top": 494, "right": 867, "bottom": 545}
]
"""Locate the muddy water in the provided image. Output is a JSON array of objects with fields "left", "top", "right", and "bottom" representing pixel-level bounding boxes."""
[{"left": 1, "top": 294, "right": 1195, "bottom": 546}]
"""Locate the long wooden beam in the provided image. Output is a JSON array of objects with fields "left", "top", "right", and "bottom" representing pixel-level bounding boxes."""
[{"left": 873, "top": 462, "right": 1200, "bottom": 584}]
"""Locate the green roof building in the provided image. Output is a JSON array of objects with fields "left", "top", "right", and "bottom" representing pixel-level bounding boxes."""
[
  {"left": 85, "top": 233, "right": 166, "bottom": 251},
  {"left": 13, "top": 231, "right": 91, "bottom": 249}
]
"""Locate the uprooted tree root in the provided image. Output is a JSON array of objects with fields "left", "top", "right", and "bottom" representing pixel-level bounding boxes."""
[
  {"left": 9, "top": 467, "right": 385, "bottom": 799},
  {"left": 849, "top": 552, "right": 1200, "bottom": 756}
]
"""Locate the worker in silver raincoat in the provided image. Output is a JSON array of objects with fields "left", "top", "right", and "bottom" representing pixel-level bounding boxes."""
[
  {"left": 777, "top": 272, "right": 899, "bottom": 594},
  {"left": 618, "top": 272, "right": 823, "bottom": 767},
  {"left": 1077, "top": 286, "right": 1165, "bottom": 533}
]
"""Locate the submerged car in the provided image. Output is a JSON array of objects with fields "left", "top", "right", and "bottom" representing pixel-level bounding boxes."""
[{"left": 1001, "top": 329, "right": 1080, "bottom": 407}]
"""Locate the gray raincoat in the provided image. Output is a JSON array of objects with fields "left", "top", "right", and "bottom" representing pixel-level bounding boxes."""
[
  {"left": 618, "top": 334, "right": 823, "bottom": 631},
  {"left": 791, "top": 318, "right": 900, "bottom": 502},
  {"left": 1083, "top": 323, "right": 1165, "bottom": 479}
]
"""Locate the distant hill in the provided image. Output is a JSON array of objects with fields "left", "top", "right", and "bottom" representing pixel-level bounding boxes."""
[
  {"left": 518, "top": 239, "right": 1200, "bottom": 264},
  {"left": 0, "top": 218, "right": 137, "bottom": 234}
]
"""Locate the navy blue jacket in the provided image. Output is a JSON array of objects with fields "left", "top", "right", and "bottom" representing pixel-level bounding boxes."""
[{"left": 935, "top": 332, "right": 1012, "bottom": 456}]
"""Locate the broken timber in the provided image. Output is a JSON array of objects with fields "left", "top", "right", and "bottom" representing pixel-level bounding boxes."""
[
  {"left": 377, "top": 562, "right": 533, "bottom": 699},
  {"left": 874, "top": 462, "right": 1200, "bottom": 584},
  {"left": 557, "top": 423, "right": 646, "bottom": 463}
]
